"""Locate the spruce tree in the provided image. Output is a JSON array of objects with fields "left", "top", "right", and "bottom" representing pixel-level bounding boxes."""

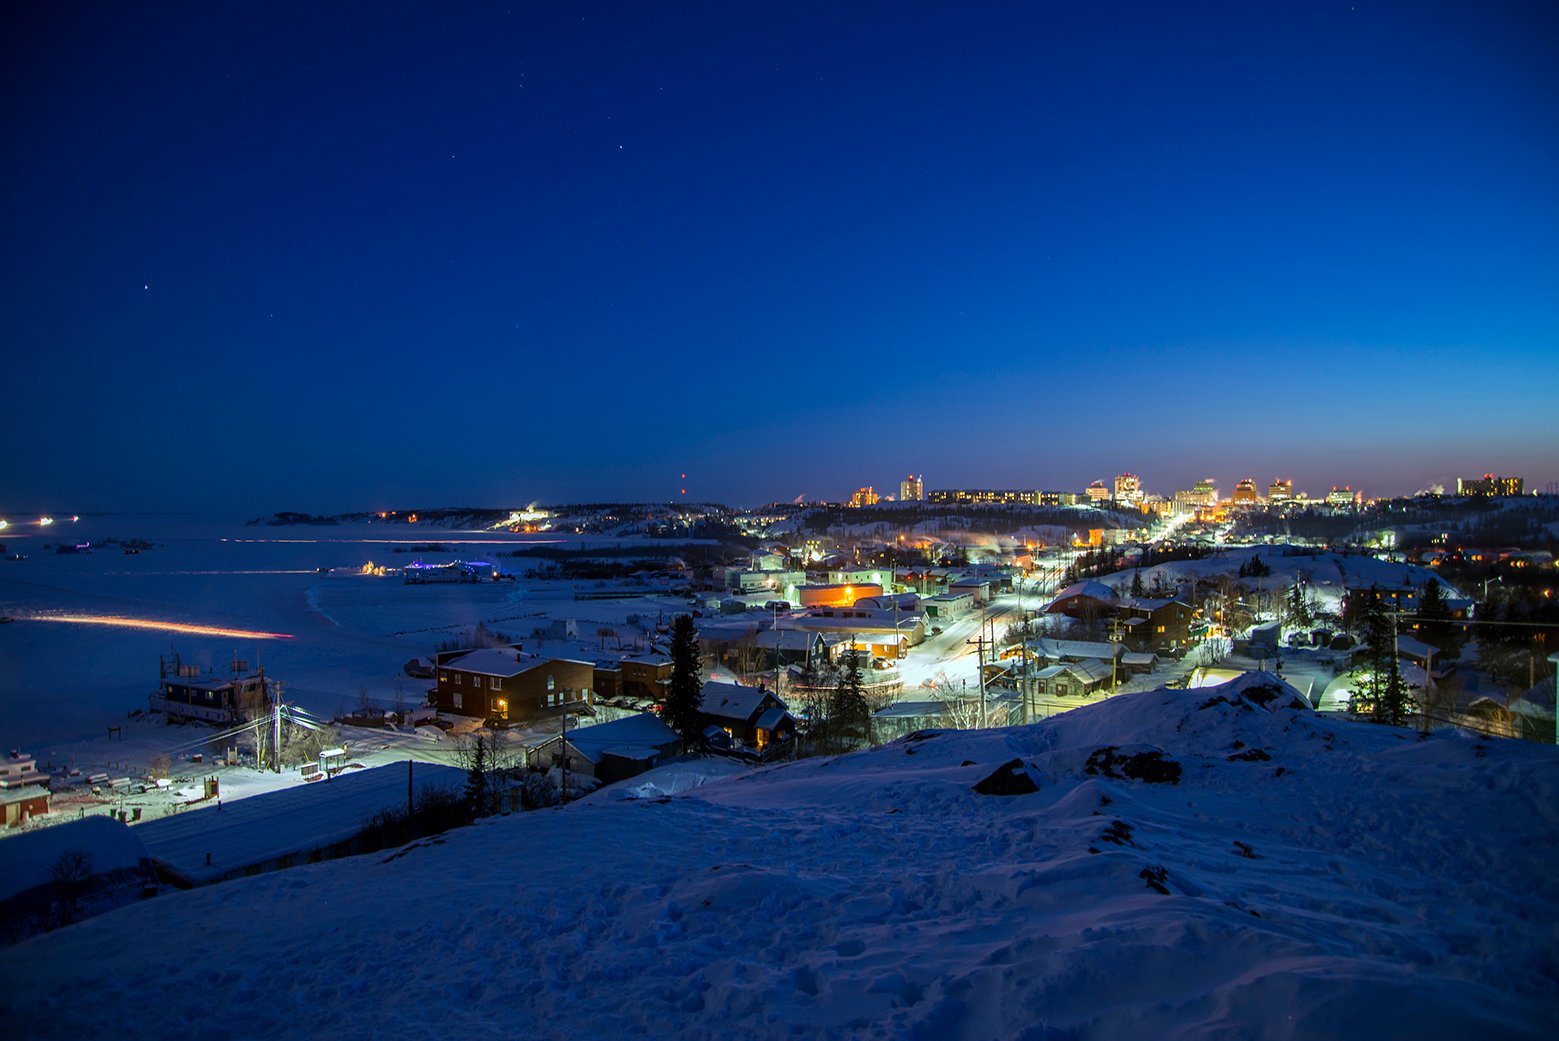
[
  {"left": 1130, "top": 569, "right": 1145, "bottom": 598},
  {"left": 829, "top": 651, "right": 871, "bottom": 750},
  {"left": 665, "top": 614, "right": 705, "bottom": 746},
  {"left": 1290, "top": 581, "right": 1312, "bottom": 628},
  {"left": 1417, "top": 577, "right": 1460, "bottom": 660},
  {"left": 463, "top": 735, "right": 489, "bottom": 817}
]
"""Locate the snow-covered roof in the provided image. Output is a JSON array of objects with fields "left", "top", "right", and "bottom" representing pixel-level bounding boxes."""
[
  {"left": 0, "top": 815, "right": 149, "bottom": 904},
  {"left": 1046, "top": 580, "right": 1119, "bottom": 606},
  {"left": 753, "top": 707, "right": 791, "bottom": 731},
  {"left": 1025, "top": 638, "right": 1121, "bottom": 661},
  {"left": 1394, "top": 635, "right": 1441, "bottom": 660},
  {"left": 1119, "top": 597, "right": 1187, "bottom": 611},
  {"left": 699, "top": 681, "right": 779, "bottom": 723},
  {"left": 0, "top": 783, "right": 50, "bottom": 807},
  {"left": 753, "top": 629, "right": 824, "bottom": 652},
  {"left": 557, "top": 713, "right": 681, "bottom": 765},
  {"left": 136, "top": 762, "right": 464, "bottom": 886},
  {"left": 443, "top": 647, "right": 535, "bottom": 677}
]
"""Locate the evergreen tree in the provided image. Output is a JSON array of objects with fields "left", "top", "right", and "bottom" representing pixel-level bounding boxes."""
[
  {"left": 829, "top": 651, "right": 871, "bottom": 750},
  {"left": 1416, "top": 577, "right": 1461, "bottom": 661},
  {"left": 665, "top": 614, "right": 705, "bottom": 746},
  {"left": 1378, "top": 653, "right": 1409, "bottom": 727},
  {"left": 462, "top": 735, "right": 489, "bottom": 817},
  {"left": 1130, "top": 569, "right": 1145, "bottom": 598},
  {"left": 1289, "top": 581, "right": 1313, "bottom": 627},
  {"left": 1350, "top": 587, "right": 1409, "bottom": 726}
]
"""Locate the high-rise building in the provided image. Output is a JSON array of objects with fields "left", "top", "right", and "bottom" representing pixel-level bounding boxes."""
[
  {"left": 849, "top": 486, "right": 879, "bottom": 508},
  {"left": 899, "top": 474, "right": 924, "bottom": 502},
  {"left": 1457, "top": 474, "right": 1523, "bottom": 497},
  {"left": 927, "top": 489, "right": 1039, "bottom": 505},
  {"left": 1267, "top": 478, "right": 1293, "bottom": 502},
  {"left": 1085, "top": 480, "right": 1111, "bottom": 504},
  {"left": 1327, "top": 485, "right": 1360, "bottom": 506},
  {"left": 1113, "top": 473, "right": 1142, "bottom": 506},
  {"left": 1231, "top": 478, "right": 1260, "bottom": 506}
]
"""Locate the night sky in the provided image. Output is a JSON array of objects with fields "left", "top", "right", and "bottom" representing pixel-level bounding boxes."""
[{"left": 3, "top": 1, "right": 1555, "bottom": 513}]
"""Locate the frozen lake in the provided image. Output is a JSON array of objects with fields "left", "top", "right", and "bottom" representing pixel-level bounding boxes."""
[{"left": 0, "top": 514, "right": 695, "bottom": 754}]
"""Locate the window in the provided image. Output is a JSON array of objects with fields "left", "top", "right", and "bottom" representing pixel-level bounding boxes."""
[
  {"left": 453, "top": 673, "right": 462, "bottom": 685},
  {"left": 489, "top": 676, "right": 500, "bottom": 690},
  {"left": 547, "top": 674, "right": 556, "bottom": 692},
  {"left": 439, "top": 671, "right": 449, "bottom": 683},
  {"left": 453, "top": 692, "right": 463, "bottom": 710}
]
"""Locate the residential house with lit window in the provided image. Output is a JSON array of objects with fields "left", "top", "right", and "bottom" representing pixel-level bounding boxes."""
[
  {"left": 431, "top": 646, "right": 593, "bottom": 723},
  {"left": 593, "top": 655, "right": 673, "bottom": 704},
  {"left": 1114, "top": 597, "right": 1196, "bottom": 654},
  {"left": 1032, "top": 660, "right": 1113, "bottom": 698},
  {"left": 698, "top": 680, "right": 796, "bottom": 752},
  {"left": 149, "top": 655, "right": 270, "bottom": 725}
]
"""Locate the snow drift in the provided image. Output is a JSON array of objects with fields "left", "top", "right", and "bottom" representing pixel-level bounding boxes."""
[{"left": 5, "top": 673, "right": 1557, "bottom": 1040}]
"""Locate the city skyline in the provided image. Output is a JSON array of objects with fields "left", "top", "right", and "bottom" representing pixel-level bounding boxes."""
[{"left": 2, "top": 2, "right": 1556, "bottom": 513}]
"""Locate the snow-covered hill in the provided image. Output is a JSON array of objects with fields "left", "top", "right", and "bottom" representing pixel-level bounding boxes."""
[{"left": 8, "top": 674, "right": 1557, "bottom": 1040}]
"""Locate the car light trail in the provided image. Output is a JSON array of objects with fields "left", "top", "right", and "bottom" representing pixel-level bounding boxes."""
[
  {"left": 220, "top": 538, "right": 567, "bottom": 545},
  {"left": 25, "top": 614, "right": 294, "bottom": 639}
]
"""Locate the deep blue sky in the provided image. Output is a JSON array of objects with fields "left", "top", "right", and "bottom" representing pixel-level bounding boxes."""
[{"left": 3, "top": 1, "right": 1555, "bottom": 512}]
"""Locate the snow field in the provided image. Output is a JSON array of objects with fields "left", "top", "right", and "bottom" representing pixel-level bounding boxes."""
[{"left": 5, "top": 673, "right": 1556, "bottom": 1040}]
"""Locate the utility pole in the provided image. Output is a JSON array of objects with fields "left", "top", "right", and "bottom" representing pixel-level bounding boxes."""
[
  {"left": 1108, "top": 617, "right": 1122, "bottom": 696},
  {"left": 559, "top": 703, "right": 568, "bottom": 804},
  {"left": 270, "top": 680, "right": 285, "bottom": 773}
]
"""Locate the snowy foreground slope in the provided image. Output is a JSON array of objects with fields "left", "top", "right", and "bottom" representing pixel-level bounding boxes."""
[{"left": 8, "top": 674, "right": 1558, "bottom": 1041}]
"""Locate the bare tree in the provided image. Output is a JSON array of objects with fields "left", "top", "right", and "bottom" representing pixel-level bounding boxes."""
[{"left": 51, "top": 848, "right": 94, "bottom": 926}]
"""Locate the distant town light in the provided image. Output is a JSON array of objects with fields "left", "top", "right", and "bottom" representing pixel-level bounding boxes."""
[{"left": 38, "top": 516, "right": 53, "bottom": 526}]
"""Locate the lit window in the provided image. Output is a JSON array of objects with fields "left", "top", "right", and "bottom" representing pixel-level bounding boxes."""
[{"left": 547, "top": 674, "right": 556, "bottom": 691}]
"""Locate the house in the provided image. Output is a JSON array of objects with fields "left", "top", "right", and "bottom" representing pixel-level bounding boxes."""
[
  {"left": 922, "top": 592, "right": 974, "bottom": 621},
  {"left": 1044, "top": 580, "right": 1119, "bottom": 620},
  {"left": 529, "top": 713, "right": 683, "bottom": 783},
  {"left": 149, "top": 654, "right": 270, "bottom": 725},
  {"left": 1032, "top": 660, "right": 1113, "bottom": 698},
  {"left": 0, "top": 750, "right": 48, "bottom": 789},
  {"left": 947, "top": 576, "right": 992, "bottom": 605},
  {"left": 752, "top": 629, "right": 831, "bottom": 667},
  {"left": 593, "top": 655, "right": 672, "bottom": 703},
  {"left": 1023, "top": 638, "right": 1123, "bottom": 665},
  {"left": 1, "top": 785, "right": 49, "bottom": 828},
  {"left": 1113, "top": 598, "right": 1196, "bottom": 653},
  {"left": 698, "top": 681, "right": 796, "bottom": 752},
  {"left": 431, "top": 647, "right": 594, "bottom": 723}
]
